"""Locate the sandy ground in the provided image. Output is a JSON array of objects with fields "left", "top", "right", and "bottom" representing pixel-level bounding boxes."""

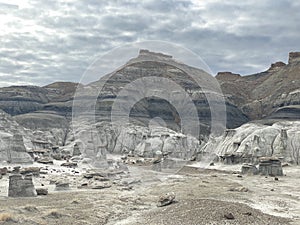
[{"left": 0, "top": 160, "right": 299, "bottom": 225}]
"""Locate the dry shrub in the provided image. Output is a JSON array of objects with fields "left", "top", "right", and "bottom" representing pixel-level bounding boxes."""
[
  {"left": 46, "top": 210, "right": 64, "bottom": 219},
  {"left": 0, "top": 213, "right": 13, "bottom": 222},
  {"left": 23, "top": 205, "right": 39, "bottom": 212}
]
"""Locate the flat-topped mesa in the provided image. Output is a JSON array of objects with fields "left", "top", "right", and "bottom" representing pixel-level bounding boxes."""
[
  {"left": 267, "top": 61, "right": 286, "bottom": 72},
  {"left": 138, "top": 49, "right": 173, "bottom": 59},
  {"left": 216, "top": 72, "right": 241, "bottom": 81},
  {"left": 288, "top": 52, "right": 300, "bottom": 64}
]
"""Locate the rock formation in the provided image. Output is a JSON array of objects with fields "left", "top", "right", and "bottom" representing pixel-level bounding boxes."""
[
  {"left": 288, "top": 52, "right": 300, "bottom": 64},
  {"left": 267, "top": 62, "right": 286, "bottom": 73},
  {"left": 216, "top": 72, "right": 241, "bottom": 81},
  {"left": 258, "top": 157, "right": 283, "bottom": 176},
  {"left": 200, "top": 121, "right": 300, "bottom": 165},
  {"left": 0, "top": 50, "right": 300, "bottom": 166},
  {"left": 70, "top": 121, "right": 200, "bottom": 161},
  {"left": 8, "top": 173, "right": 37, "bottom": 197},
  {"left": 0, "top": 110, "right": 33, "bottom": 163},
  {"left": 241, "top": 163, "right": 258, "bottom": 175},
  {"left": 216, "top": 52, "right": 300, "bottom": 121}
]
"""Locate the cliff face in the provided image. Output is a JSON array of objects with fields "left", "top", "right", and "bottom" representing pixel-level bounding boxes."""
[
  {"left": 200, "top": 121, "right": 300, "bottom": 165},
  {"left": 0, "top": 50, "right": 299, "bottom": 140},
  {"left": 289, "top": 52, "right": 300, "bottom": 64},
  {"left": 0, "top": 50, "right": 299, "bottom": 163},
  {"left": 0, "top": 82, "right": 78, "bottom": 130},
  {"left": 216, "top": 52, "right": 300, "bottom": 122}
]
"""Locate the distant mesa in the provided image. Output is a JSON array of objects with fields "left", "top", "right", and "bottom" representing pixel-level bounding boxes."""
[
  {"left": 288, "top": 52, "right": 300, "bottom": 64},
  {"left": 215, "top": 72, "right": 241, "bottom": 81}
]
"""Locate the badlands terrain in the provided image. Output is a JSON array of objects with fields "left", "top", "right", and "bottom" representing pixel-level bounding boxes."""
[
  {"left": 0, "top": 160, "right": 299, "bottom": 225},
  {"left": 0, "top": 50, "right": 300, "bottom": 224}
]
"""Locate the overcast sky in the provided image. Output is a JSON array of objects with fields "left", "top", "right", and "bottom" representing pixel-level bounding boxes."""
[{"left": 0, "top": 0, "right": 299, "bottom": 87}]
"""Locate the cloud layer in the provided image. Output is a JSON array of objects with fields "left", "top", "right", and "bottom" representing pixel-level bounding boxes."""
[{"left": 0, "top": 0, "right": 299, "bottom": 86}]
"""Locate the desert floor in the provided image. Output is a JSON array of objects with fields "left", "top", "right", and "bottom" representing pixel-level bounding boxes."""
[{"left": 0, "top": 159, "right": 299, "bottom": 225}]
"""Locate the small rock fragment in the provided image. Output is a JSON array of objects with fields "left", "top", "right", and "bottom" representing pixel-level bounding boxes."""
[
  {"left": 243, "top": 212, "right": 252, "bottom": 216},
  {"left": 228, "top": 186, "right": 249, "bottom": 192},
  {"left": 61, "top": 162, "right": 77, "bottom": 168},
  {"left": 224, "top": 212, "right": 235, "bottom": 220},
  {"left": 36, "top": 188, "right": 48, "bottom": 195},
  {"left": 55, "top": 181, "right": 70, "bottom": 191},
  {"left": 37, "top": 157, "right": 53, "bottom": 164},
  {"left": 90, "top": 183, "right": 111, "bottom": 189},
  {"left": 157, "top": 192, "right": 176, "bottom": 207},
  {"left": 20, "top": 167, "right": 40, "bottom": 176},
  {"left": 0, "top": 167, "right": 8, "bottom": 175}
]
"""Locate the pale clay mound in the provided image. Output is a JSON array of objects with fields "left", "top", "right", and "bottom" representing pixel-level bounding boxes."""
[{"left": 201, "top": 121, "right": 300, "bottom": 164}]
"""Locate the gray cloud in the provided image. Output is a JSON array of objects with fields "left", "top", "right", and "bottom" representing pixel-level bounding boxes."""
[{"left": 0, "top": 0, "right": 299, "bottom": 87}]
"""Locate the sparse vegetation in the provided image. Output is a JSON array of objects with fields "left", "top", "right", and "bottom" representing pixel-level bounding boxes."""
[
  {"left": 46, "top": 210, "right": 64, "bottom": 219},
  {"left": 0, "top": 213, "right": 13, "bottom": 222},
  {"left": 23, "top": 205, "right": 39, "bottom": 212}
]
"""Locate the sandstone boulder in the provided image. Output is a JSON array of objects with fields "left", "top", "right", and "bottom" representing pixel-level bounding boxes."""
[
  {"left": 8, "top": 174, "right": 37, "bottom": 197},
  {"left": 258, "top": 157, "right": 283, "bottom": 176},
  {"left": 55, "top": 181, "right": 70, "bottom": 191},
  {"left": 36, "top": 188, "right": 48, "bottom": 195},
  {"left": 157, "top": 192, "right": 176, "bottom": 207},
  {"left": 241, "top": 164, "right": 258, "bottom": 175}
]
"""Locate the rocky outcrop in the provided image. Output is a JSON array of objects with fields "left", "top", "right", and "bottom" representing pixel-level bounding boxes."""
[
  {"left": 217, "top": 52, "right": 300, "bottom": 121},
  {"left": 9, "top": 134, "right": 33, "bottom": 164},
  {"left": 200, "top": 121, "right": 300, "bottom": 165},
  {"left": 14, "top": 112, "right": 69, "bottom": 130},
  {"left": 258, "top": 157, "right": 283, "bottom": 176},
  {"left": 241, "top": 163, "right": 258, "bottom": 175},
  {"left": 0, "top": 50, "right": 299, "bottom": 166},
  {"left": 0, "top": 109, "right": 68, "bottom": 163},
  {"left": 139, "top": 49, "right": 173, "bottom": 59},
  {"left": 0, "top": 110, "right": 33, "bottom": 163},
  {"left": 74, "top": 49, "right": 248, "bottom": 140},
  {"left": 0, "top": 86, "right": 48, "bottom": 115},
  {"left": 8, "top": 173, "right": 37, "bottom": 197},
  {"left": 70, "top": 121, "right": 200, "bottom": 162},
  {"left": 0, "top": 51, "right": 298, "bottom": 129},
  {"left": 288, "top": 52, "right": 300, "bottom": 64},
  {"left": 268, "top": 105, "right": 300, "bottom": 120},
  {"left": 43, "top": 82, "right": 79, "bottom": 102},
  {"left": 0, "top": 51, "right": 249, "bottom": 154},
  {"left": 216, "top": 72, "right": 241, "bottom": 81},
  {"left": 0, "top": 82, "right": 78, "bottom": 121},
  {"left": 267, "top": 62, "right": 286, "bottom": 73},
  {"left": 273, "top": 88, "right": 300, "bottom": 107}
]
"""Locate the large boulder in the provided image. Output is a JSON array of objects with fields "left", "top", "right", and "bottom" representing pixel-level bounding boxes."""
[
  {"left": 258, "top": 157, "right": 283, "bottom": 176},
  {"left": 8, "top": 174, "right": 37, "bottom": 197}
]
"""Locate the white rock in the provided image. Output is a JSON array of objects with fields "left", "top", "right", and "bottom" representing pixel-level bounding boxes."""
[{"left": 200, "top": 121, "right": 300, "bottom": 164}]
